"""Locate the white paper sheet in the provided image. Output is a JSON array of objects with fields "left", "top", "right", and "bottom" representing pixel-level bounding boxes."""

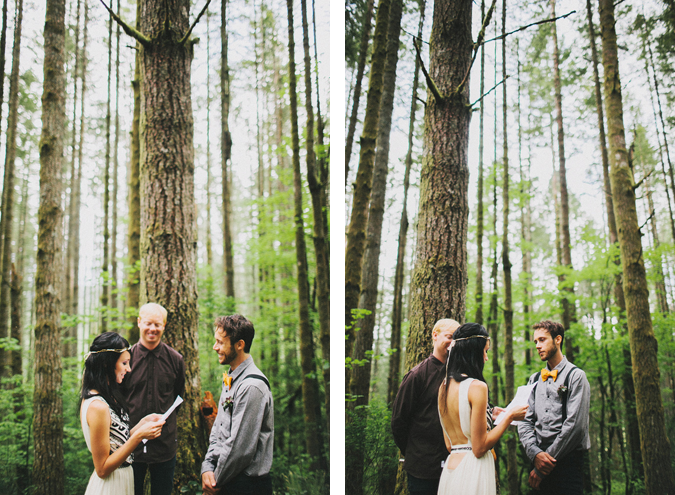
[
  {"left": 142, "top": 395, "right": 183, "bottom": 444},
  {"left": 494, "top": 384, "right": 535, "bottom": 426}
]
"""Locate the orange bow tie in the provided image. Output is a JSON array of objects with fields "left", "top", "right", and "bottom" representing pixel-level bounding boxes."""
[
  {"left": 223, "top": 373, "right": 232, "bottom": 388},
  {"left": 541, "top": 369, "right": 558, "bottom": 382}
]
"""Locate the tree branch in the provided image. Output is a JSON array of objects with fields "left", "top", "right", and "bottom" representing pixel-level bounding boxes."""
[
  {"left": 179, "top": 0, "right": 213, "bottom": 45},
  {"left": 633, "top": 169, "right": 654, "bottom": 191},
  {"left": 456, "top": 0, "right": 498, "bottom": 95},
  {"left": 470, "top": 76, "right": 508, "bottom": 108},
  {"left": 639, "top": 209, "right": 655, "bottom": 232},
  {"left": 413, "top": 37, "right": 444, "bottom": 103},
  {"left": 481, "top": 10, "right": 576, "bottom": 46},
  {"left": 99, "top": 0, "right": 151, "bottom": 47}
]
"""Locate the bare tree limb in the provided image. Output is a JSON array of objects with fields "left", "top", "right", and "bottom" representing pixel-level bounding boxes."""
[
  {"left": 456, "top": 0, "right": 498, "bottom": 95},
  {"left": 633, "top": 169, "right": 654, "bottom": 192},
  {"left": 413, "top": 36, "right": 444, "bottom": 103},
  {"left": 481, "top": 10, "right": 576, "bottom": 46},
  {"left": 639, "top": 209, "right": 655, "bottom": 232},
  {"left": 470, "top": 76, "right": 508, "bottom": 108},
  {"left": 99, "top": 0, "right": 151, "bottom": 47},
  {"left": 179, "top": 0, "right": 213, "bottom": 45}
]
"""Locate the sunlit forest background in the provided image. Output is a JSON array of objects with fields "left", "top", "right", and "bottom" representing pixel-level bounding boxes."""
[
  {"left": 0, "top": 0, "right": 330, "bottom": 493},
  {"left": 345, "top": 0, "right": 675, "bottom": 493}
]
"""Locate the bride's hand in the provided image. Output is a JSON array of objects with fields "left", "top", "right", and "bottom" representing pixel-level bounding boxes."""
[{"left": 509, "top": 404, "right": 529, "bottom": 422}]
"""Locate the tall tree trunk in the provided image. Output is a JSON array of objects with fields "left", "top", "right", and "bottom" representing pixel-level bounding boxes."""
[
  {"left": 221, "top": 0, "right": 235, "bottom": 304},
  {"left": 346, "top": 0, "right": 402, "bottom": 492},
  {"left": 388, "top": 0, "right": 425, "bottom": 407},
  {"left": 64, "top": 0, "right": 81, "bottom": 341},
  {"left": 550, "top": 0, "right": 576, "bottom": 362},
  {"left": 131, "top": 0, "right": 206, "bottom": 484},
  {"left": 205, "top": 9, "right": 213, "bottom": 270},
  {"left": 345, "top": 0, "right": 391, "bottom": 374},
  {"left": 0, "top": 0, "right": 23, "bottom": 372},
  {"left": 127, "top": 0, "right": 140, "bottom": 341},
  {"left": 488, "top": 162, "right": 500, "bottom": 406},
  {"left": 587, "top": 0, "right": 643, "bottom": 482},
  {"left": 501, "top": 1, "right": 517, "bottom": 491},
  {"left": 111, "top": 0, "right": 120, "bottom": 318},
  {"left": 32, "top": 0, "right": 67, "bottom": 488},
  {"left": 475, "top": 0, "right": 486, "bottom": 326},
  {"left": 345, "top": 0, "right": 375, "bottom": 181},
  {"left": 599, "top": 0, "right": 675, "bottom": 491},
  {"left": 518, "top": 44, "right": 532, "bottom": 366},
  {"left": 300, "top": 0, "right": 330, "bottom": 434},
  {"left": 101, "top": 13, "right": 112, "bottom": 332},
  {"left": 0, "top": 0, "right": 8, "bottom": 140},
  {"left": 286, "top": 0, "right": 323, "bottom": 473}
]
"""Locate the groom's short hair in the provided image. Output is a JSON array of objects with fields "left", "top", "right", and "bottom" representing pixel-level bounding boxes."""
[
  {"left": 215, "top": 314, "right": 255, "bottom": 353},
  {"left": 533, "top": 320, "right": 565, "bottom": 347}
]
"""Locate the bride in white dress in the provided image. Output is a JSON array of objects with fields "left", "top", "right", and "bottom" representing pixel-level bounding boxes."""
[
  {"left": 80, "top": 332, "right": 166, "bottom": 495},
  {"left": 437, "top": 323, "right": 528, "bottom": 495}
]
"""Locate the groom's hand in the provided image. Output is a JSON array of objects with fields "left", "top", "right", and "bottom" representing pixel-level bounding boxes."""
[
  {"left": 529, "top": 469, "right": 543, "bottom": 489},
  {"left": 202, "top": 471, "right": 220, "bottom": 495},
  {"left": 534, "top": 452, "right": 556, "bottom": 475},
  {"left": 491, "top": 407, "right": 505, "bottom": 421}
]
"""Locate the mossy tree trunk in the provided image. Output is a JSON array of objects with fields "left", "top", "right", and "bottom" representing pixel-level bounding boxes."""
[
  {"left": 221, "top": 0, "right": 235, "bottom": 304},
  {"left": 32, "top": 0, "right": 67, "bottom": 489},
  {"left": 599, "top": 0, "right": 675, "bottom": 491},
  {"left": 345, "top": 0, "right": 391, "bottom": 377},
  {"left": 388, "top": 0, "right": 425, "bottom": 407},
  {"left": 286, "top": 0, "right": 324, "bottom": 473},
  {"left": 101, "top": 13, "right": 113, "bottom": 332},
  {"left": 550, "top": 0, "right": 576, "bottom": 363}
]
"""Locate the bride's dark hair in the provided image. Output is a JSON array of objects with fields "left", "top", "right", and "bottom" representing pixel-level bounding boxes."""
[
  {"left": 79, "top": 331, "right": 129, "bottom": 419},
  {"left": 439, "top": 322, "right": 490, "bottom": 414}
]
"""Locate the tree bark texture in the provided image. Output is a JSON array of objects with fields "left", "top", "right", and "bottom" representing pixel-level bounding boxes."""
[
  {"left": 599, "top": 0, "right": 675, "bottom": 491},
  {"left": 0, "top": 0, "right": 23, "bottom": 370},
  {"left": 345, "top": 0, "right": 374, "bottom": 181},
  {"left": 405, "top": 0, "right": 472, "bottom": 372},
  {"left": 137, "top": 0, "right": 206, "bottom": 486},
  {"left": 345, "top": 0, "right": 391, "bottom": 372},
  {"left": 501, "top": 1, "right": 516, "bottom": 491},
  {"left": 286, "top": 0, "right": 324, "bottom": 473},
  {"left": 550, "top": 0, "right": 576, "bottom": 363},
  {"left": 300, "top": 0, "right": 330, "bottom": 431},
  {"left": 388, "top": 0, "right": 425, "bottom": 407},
  {"left": 221, "top": 0, "right": 235, "bottom": 302},
  {"left": 127, "top": 0, "right": 141, "bottom": 341},
  {"left": 347, "top": 0, "right": 402, "bottom": 492},
  {"left": 33, "top": 0, "right": 67, "bottom": 489}
]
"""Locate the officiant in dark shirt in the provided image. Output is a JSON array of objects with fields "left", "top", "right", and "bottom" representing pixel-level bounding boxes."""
[
  {"left": 122, "top": 303, "right": 185, "bottom": 495},
  {"left": 391, "top": 319, "right": 459, "bottom": 495}
]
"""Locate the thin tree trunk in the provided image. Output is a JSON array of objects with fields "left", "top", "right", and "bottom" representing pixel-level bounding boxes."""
[
  {"left": 475, "top": 0, "right": 486, "bottom": 326},
  {"left": 126, "top": 0, "right": 140, "bottom": 341},
  {"left": 0, "top": 0, "right": 23, "bottom": 372},
  {"left": 205, "top": 9, "right": 213, "bottom": 269},
  {"left": 501, "top": 1, "right": 516, "bottom": 491},
  {"left": 388, "top": 0, "right": 425, "bottom": 407},
  {"left": 345, "top": 0, "right": 375, "bottom": 181},
  {"left": 586, "top": 0, "right": 643, "bottom": 482},
  {"left": 599, "top": 0, "right": 675, "bottom": 491},
  {"left": 550, "top": 0, "right": 576, "bottom": 362},
  {"left": 0, "top": 0, "right": 8, "bottom": 140},
  {"left": 32, "top": 0, "right": 67, "bottom": 488},
  {"left": 347, "top": 0, "right": 403, "bottom": 492},
  {"left": 345, "top": 0, "right": 391, "bottom": 376},
  {"left": 111, "top": 0, "right": 120, "bottom": 318},
  {"left": 286, "top": 0, "right": 323, "bottom": 473},
  {"left": 221, "top": 0, "right": 235, "bottom": 303},
  {"left": 101, "top": 13, "right": 112, "bottom": 332}
]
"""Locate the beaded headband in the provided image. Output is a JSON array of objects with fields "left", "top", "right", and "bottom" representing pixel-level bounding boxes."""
[
  {"left": 452, "top": 335, "right": 490, "bottom": 342},
  {"left": 84, "top": 347, "right": 130, "bottom": 361}
]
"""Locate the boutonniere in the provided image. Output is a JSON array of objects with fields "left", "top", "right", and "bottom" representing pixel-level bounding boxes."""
[
  {"left": 557, "top": 385, "right": 569, "bottom": 398},
  {"left": 223, "top": 396, "right": 234, "bottom": 413}
]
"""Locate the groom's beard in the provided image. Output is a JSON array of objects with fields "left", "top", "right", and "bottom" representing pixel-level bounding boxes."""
[{"left": 539, "top": 346, "right": 558, "bottom": 362}]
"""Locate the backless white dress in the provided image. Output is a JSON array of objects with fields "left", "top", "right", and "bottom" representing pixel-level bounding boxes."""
[
  {"left": 81, "top": 396, "right": 134, "bottom": 495},
  {"left": 437, "top": 378, "right": 496, "bottom": 495}
]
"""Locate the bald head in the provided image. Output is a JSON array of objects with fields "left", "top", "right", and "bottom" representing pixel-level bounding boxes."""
[{"left": 432, "top": 319, "right": 460, "bottom": 361}]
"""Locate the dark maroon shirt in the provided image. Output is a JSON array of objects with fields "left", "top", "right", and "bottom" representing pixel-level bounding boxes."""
[
  {"left": 122, "top": 341, "right": 185, "bottom": 463},
  {"left": 391, "top": 354, "right": 448, "bottom": 480}
]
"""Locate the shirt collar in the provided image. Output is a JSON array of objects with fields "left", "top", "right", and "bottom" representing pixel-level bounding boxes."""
[
  {"left": 547, "top": 355, "right": 568, "bottom": 372},
  {"left": 229, "top": 355, "right": 253, "bottom": 380},
  {"left": 135, "top": 341, "right": 163, "bottom": 357}
]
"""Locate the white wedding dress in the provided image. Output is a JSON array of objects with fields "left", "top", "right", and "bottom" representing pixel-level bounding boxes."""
[
  {"left": 81, "top": 396, "right": 134, "bottom": 495},
  {"left": 437, "top": 378, "right": 496, "bottom": 495}
]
